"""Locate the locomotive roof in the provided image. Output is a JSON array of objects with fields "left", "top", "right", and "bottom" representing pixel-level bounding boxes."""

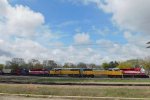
[{"left": 53, "top": 68, "right": 92, "bottom": 70}]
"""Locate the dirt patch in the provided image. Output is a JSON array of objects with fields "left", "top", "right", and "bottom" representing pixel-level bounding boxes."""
[
  {"left": 0, "top": 96, "right": 68, "bottom": 100},
  {"left": 0, "top": 83, "right": 149, "bottom": 89}
]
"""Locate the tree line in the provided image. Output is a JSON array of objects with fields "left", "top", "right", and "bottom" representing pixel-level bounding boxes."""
[
  {"left": 0, "top": 57, "right": 150, "bottom": 75},
  {"left": 0, "top": 58, "right": 101, "bottom": 70}
]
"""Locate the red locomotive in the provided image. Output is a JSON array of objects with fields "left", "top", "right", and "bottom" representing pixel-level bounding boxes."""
[
  {"left": 120, "top": 67, "right": 148, "bottom": 78},
  {"left": 29, "top": 68, "right": 49, "bottom": 76}
]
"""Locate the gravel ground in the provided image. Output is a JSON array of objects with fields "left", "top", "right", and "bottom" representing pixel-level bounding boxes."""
[
  {"left": 0, "top": 96, "right": 69, "bottom": 100},
  {"left": 0, "top": 83, "right": 150, "bottom": 89},
  {"left": 0, "top": 95, "right": 149, "bottom": 100}
]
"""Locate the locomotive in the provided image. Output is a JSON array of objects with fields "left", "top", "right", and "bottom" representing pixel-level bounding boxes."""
[{"left": 120, "top": 67, "right": 148, "bottom": 78}]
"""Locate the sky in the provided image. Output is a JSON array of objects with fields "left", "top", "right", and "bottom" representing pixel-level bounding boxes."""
[{"left": 0, "top": 0, "right": 150, "bottom": 64}]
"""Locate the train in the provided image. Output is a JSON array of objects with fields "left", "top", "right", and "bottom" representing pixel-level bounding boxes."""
[{"left": 0, "top": 67, "right": 149, "bottom": 78}]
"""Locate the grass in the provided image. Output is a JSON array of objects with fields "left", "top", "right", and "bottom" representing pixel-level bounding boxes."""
[
  {"left": 0, "top": 84, "right": 150, "bottom": 98},
  {"left": 0, "top": 75, "right": 150, "bottom": 83},
  {"left": 37, "top": 78, "right": 150, "bottom": 83}
]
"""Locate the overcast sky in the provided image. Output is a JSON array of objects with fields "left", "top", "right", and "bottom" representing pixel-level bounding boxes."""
[{"left": 0, "top": 0, "right": 150, "bottom": 64}]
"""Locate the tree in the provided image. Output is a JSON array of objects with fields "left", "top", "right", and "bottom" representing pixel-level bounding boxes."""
[
  {"left": 63, "top": 63, "right": 70, "bottom": 68},
  {"left": 126, "top": 59, "right": 140, "bottom": 66},
  {"left": 57, "top": 63, "right": 63, "bottom": 68},
  {"left": 102, "top": 62, "right": 109, "bottom": 70},
  {"left": 34, "top": 63, "right": 43, "bottom": 69},
  {"left": 28, "top": 59, "right": 41, "bottom": 69},
  {"left": 88, "top": 63, "right": 96, "bottom": 68},
  {"left": 43, "top": 60, "right": 57, "bottom": 69},
  {"left": 117, "top": 62, "right": 133, "bottom": 69},
  {"left": 102, "top": 61, "right": 119, "bottom": 70},
  {"left": 95, "top": 65, "right": 103, "bottom": 69},
  {"left": 63, "top": 63, "right": 76, "bottom": 68},
  {"left": 6, "top": 58, "right": 26, "bottom": 70},
  {"left": 109, "top": 61, "right": 119, "bottom": 68},
  {"left": 77, "top": 62, "right": 87, "bottom": 68},
  {"left": 0, "top": 64, "right": 4, "bottom": 70}
]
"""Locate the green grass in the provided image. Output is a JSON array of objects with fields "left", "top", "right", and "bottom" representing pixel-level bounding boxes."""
[
  {"left": 37, "top": 78, "right": 150, "bottom": 83},
  {"left": 0, "top": 84, "right": 150, "bottom": 98},
  {"left": 0, "top": 76, "right": 150, "bottom": 83}
]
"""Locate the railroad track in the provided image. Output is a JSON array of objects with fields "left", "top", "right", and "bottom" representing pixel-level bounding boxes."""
[
  {"left": 0, "top": 81, "right": 150, "bottom": 86},
  {"left": 0, "top": 75, "right": 150, "bottom": 86},
  {"left": 0, "top": 75, "right": 149, "bottom": 79}
]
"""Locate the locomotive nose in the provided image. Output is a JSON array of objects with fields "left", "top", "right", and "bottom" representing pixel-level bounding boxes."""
[{"left": 140, "top": 67, "right": 145, "bottom": 73}]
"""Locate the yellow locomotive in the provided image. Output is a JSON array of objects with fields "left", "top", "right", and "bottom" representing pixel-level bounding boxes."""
[{"left": 49, "top": 68, "right": 123, "bottom": 78}]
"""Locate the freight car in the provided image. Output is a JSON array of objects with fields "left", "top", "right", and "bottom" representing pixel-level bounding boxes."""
[
  {"left": 1, "top": 69, "right": 12, "bottom": 75},
  {"left": 1, "top": 68, "right": 29, "bottom": 75}
]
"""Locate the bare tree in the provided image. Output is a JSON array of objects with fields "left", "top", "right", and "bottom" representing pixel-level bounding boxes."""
[
  {"left": 28, "top": 59, "right": 41, "bottom": 69},
  {"left": 63, "top": 63, "right": 76, "bottom": 68},
  {"left": 77, "top": 62, "right": 87, "bottom": 68},
  {"left": 43, "top": 60, "right": 57, "bottom": 69},
  {"left": 6, "top": 58, "right": 26, "bottom": 70}
]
